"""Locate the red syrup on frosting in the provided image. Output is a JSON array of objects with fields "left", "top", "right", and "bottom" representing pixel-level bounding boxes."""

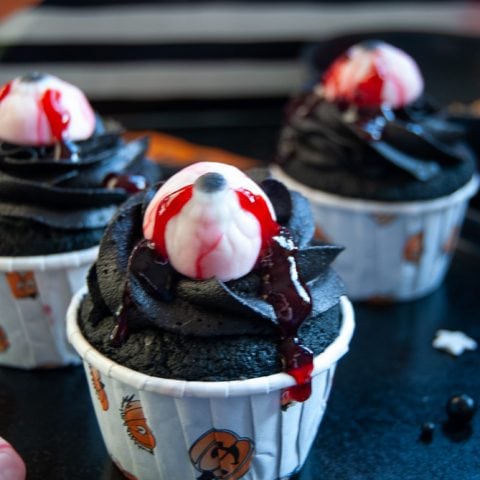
[
  {"left": 41, "top": 89, "right": 70, "bottom": 141},
  {"left": 150, "top": 185, "right": 194, "bottom": 258},
  {"left": 323, "top": 53, "right": 385, "bottom": 108},
  {"left": 257, "top": 227, "right": 313, "bottom": 405},
  {"left": 40, "top": 88, "right": 78, "bottom": 160},
  {"left": 110, "top": 184, "right": 315, "bottom": 405},
  {"left": 0, "top": 81, "right": 12, "bottom": 102},
  {"left": 236, "top": 188, "right": 280, "bottom": 249},
  {"left": 356, "top": 65, "right": 384, "bottom": 107},
  {"left": 110, "top": 288, "right": 132, "bottom": 347},
  {"left": 110, "top": 239, "right": 172, "bottom": 346}
]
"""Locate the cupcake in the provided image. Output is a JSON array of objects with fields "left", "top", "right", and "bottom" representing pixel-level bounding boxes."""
[
  {"left": 67, "top": 162, "right": 354, "bottom": 480},
  {"left": 273, "top": 41, "right": 479, "bottom": 302},
  {"left": 0, "top": 72, "right": 162, "bottom": 368}
]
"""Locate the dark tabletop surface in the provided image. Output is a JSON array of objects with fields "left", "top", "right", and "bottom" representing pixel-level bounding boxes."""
[
  {"left": 1, "top": 215, "right": 479, "bottom": 480},
  {"left": 1, "top": 31, "right": 480, "bottom": 480}
]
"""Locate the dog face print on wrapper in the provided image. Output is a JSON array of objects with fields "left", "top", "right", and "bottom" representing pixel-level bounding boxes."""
[
  {"left": 121, "top": 395, "right": 156, "bottom": 454},
  {"left": 403, "top": 232, "right": 424, "bottom": 264},
  {"left": 5, "top": 271, "right": 38, "bottom": 299},
  {"left": 189, "top": 429, "right": 254, "bottom": 480},
  {"left": 89, "top": 366, "right": 109, "bottom": 411}
]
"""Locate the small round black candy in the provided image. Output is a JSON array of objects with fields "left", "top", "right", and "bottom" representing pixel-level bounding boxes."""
[
  {"left": 419, "top": 422, "right": 435, "bottom": 442},
  {"left": 446, "top": 394, "right": 477, "bottom": 424}
]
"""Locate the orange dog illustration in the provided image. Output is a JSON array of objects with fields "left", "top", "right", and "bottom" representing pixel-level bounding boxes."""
[
  {"left": 189, "top": 429, "right": 254, "bottom": 480},
  {"left": 403, "top": 232, "right": 424, "bottom": 264},
  {"left": 5, "top": 271, "right": 38, "bottom": 298},
  {"left": 89, "top": 366, "right": 109, "bottom": 411},
  {"left": 121, "top": 395, "right": 156, "bottom": 454}
]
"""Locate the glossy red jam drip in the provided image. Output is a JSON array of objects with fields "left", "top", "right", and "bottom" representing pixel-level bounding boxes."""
[
  {"left": 236, "top": 188, "right": 280, "bottom": 249},
  {"left": 356, "top": 64, "right": 384, "bottom": 107},
  {"left": 150, "top": 185, "right": 193, "bottom": 258},
  {"left": 324, "top": 53, "right": 385, "bottom": 108},
  {"left": 110, "top": 287, "right": 133, "bottom": 347},
  {"left": 40, "top": 88, "right": 70, "bottom": 141},
  {"left": 258, "top": 227, "right": 313, "bottom": 404},
  {"left": 0, "top": 81, "right": 12, "bottom": 102},
  {"left": 111, "top": 239, "right": 174, "bottom": 347}
]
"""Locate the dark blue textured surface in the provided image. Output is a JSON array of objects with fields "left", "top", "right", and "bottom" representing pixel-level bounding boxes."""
[
  {"left": 294, "top": 246, "right": 480, "bottom": 480},
  {"left": 0, "top": 234, "right": 478, "bottom": 480}
]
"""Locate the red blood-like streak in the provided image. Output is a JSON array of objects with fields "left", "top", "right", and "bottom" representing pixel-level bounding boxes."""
[
  {"left": 323, "top": 53, "right": 385, "bottom": 108},
  {"left": 258, "top": 227, "right": 314, "bottom": 403},
  {"left": 355, "top": 63, "right": 384, "bottom": 107},
  {"left": 0, "top": 81, "right": 12, "bottom": 102},
  {"left": 150, "top": 185, "right": 193, "bottom": 258},
  {"left": 236, "top": 188, "right": 280, "bottom": 248},
  {"left": 195, "top": 234, "right": 222, "bottom": 279},
  {"left": 40, "top": 88, "right": 70, "bottom": 141}
]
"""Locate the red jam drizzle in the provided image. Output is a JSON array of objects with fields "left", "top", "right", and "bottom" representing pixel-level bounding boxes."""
[
  {"left": 356, "top": 63, "right": 383, "bottom": 107},
  {"left": 258, "top": 227, "right": 313, "bottom": 404},
  {"left": 0, "top": 81, "right": 12, "bottom": 102},
  {"left": 111, "top": 182, "right": 315, "bottom": 404},
  {"left": 150, "top": 185, "right": 193, "bottom": 258},
  {"left": 41, "top": 89, "right": 70, "bottom": 142},
  {"left": 40, "top": 88, "right": 79, "bottom": 160},
  {"left": 110, "top": 287, "right": 132, "bottom": 347},
  {"left": 323, "top": 53, "right": 385, "bottom": 108},
  {"left": 110, "top": 239, "right": 173, "bottom": 346},
  {"left": 236, "top": 188, "right": 280, "bottom": 249}
]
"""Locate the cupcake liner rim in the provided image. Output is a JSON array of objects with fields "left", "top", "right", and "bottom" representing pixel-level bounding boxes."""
[
  {"left": 67, "top": 286, "right": 355, "bottom": 398},
  {"left": 270, "top": 166, "right": 479, "bottom": 214}
]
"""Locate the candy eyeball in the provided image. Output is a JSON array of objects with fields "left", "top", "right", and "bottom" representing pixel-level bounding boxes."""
[
  {"left": 0, "top": 72, "right": 95, "bottom": 146},
  {"left": 321, "top": 40, "right": 424, "bottom": 109},
  {"left": 143, "top": 162, "right": 278, "bottom": 281}
]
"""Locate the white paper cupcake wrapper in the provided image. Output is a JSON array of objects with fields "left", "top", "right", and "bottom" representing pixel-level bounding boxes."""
[
  {"left": 0, "top": 246, "right": 98, "bottom": 369},
  {"left": 68, "top": 288, "right": 355, "bottom": 480},
  {"left": 271, "top": 166, "right": 479, "bottom": 301}
]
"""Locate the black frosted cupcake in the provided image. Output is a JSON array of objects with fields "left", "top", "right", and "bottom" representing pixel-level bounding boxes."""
[
  {"left": 0, "top": 73, "right": 162, "bottom": 369},
  {"left": 68, "top": 161, "right": 354, "bottom": 480},
  {"left": 272, "top": 41, "right": 478, "bottom": 302}
]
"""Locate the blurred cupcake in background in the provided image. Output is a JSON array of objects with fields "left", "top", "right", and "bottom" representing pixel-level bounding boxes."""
[
  {"left": 0, "top": 72, "right": 163, "bottom": 368},
  {"left": 272, "top": 40, "right": 478, "bottom": 302}
]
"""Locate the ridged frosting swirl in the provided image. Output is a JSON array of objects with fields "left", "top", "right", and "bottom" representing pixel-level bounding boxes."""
[
  {"left": 83, "top": 173, "right": 345, "bottom": 338},
  {"left": 0, "top": 117, "right": 149, "bottom": 233},
  {"left": 277, "top": 94, "right": 476, "bottom": 201}
]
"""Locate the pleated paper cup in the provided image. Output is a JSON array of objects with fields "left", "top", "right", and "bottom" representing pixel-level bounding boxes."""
[
  {"left": 67, "top": 288, "right": 354, "bottom": 480},
  {"left": 271, "top": 166, "right": 479, "bottom": 302},
  {"left": 0, "top": 246, "right": 98, "bottom": 369}
]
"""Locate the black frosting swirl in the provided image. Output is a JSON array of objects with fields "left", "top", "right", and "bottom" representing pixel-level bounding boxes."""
[
  {"left": 83, "top": 173, "right": 345, "bottom": 339},
  {"left": 0, "top": 117, "right": 160, "bottom": 255},
  {"left": 277, "top": 94, "right": 477, "bottom": 201}
]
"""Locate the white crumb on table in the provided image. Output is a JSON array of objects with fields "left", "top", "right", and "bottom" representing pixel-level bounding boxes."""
[{"left": 432, "top": 329, "right": 478, "bottom": 356}]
